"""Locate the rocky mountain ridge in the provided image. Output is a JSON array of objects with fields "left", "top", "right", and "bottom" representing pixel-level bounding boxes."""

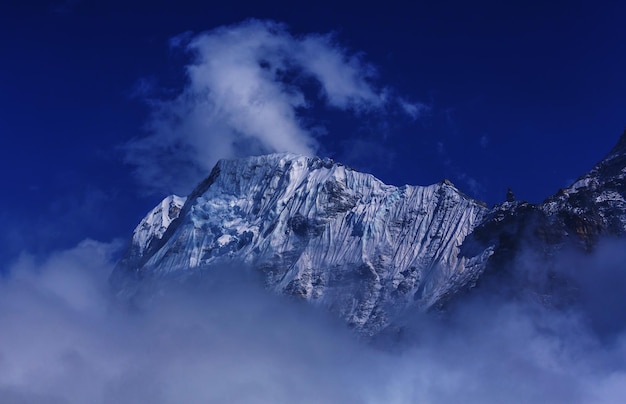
[
  {"left": 112, "top": 131, "right": 626, "bottom": 334},
  {"left": 112, "top": 153, "right": 489, "bottom": 334},
  {"left": 464, "top": 130, "right": 626, "bottom": 277}
]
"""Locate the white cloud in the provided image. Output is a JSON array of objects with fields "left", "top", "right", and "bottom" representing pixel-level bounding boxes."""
[
  {"left": 295, "top": 34, "right": 382, "bottom": 110},
  {"left": 398, "top": 97, "right": 430, "bottom": 120},
  {"left": 124, "top": 19, "right": 424, "bottom": 195},
  {"left": 2, "top": 239, "right": 626, "bottom": 403},
  {"left": 480, "top": 133, "right": 489, "bottom": 148},
  {"left": 437, "top": 141, "right": 445, "bottom": 155},
  {"left": 458, "top": 172, "right": 485, "bottom": 197}
]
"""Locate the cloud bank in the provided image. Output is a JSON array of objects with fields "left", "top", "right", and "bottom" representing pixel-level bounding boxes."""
[
  {"left": 2, "top": 239, "right": 626, "bottom": 403},
  {"left": 124, "top": 20, "right": 424, "bottom": 194}
]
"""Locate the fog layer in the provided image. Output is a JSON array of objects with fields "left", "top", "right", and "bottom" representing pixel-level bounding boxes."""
[{"left": 1, "top": 239, "right": 626, "bottom": 403}]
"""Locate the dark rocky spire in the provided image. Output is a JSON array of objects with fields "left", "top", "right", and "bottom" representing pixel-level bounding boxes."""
[{"left": 506, "top": 188, "right": 515, "bottom": 202}]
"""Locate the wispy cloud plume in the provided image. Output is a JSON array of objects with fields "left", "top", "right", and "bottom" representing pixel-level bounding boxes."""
[
  {"left": 124, "top": 19, "right": 424, "bottom": 194},
  {"left": 480, "top": 133, "right": 489, "bottom": 148}
]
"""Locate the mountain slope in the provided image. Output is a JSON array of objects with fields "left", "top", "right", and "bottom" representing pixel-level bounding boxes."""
[
  {"left": 458, "top": 130, "right": 626, "bottom": 304},
  {"left": 112, "top": 130, "right": 626, "bottom": 334},
  {"left": 112, "top": 153, "right": 488, "bottom": 333}
]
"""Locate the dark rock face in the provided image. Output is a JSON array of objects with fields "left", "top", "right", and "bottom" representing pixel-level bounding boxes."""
[{"left": 455, "top": 130, "right": 626, "bottom": 306}]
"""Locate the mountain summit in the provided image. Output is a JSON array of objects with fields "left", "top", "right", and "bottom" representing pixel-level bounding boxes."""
[
  {"left": 112, "top": 133, "right": 626, "bottom": 335},
  {"left": 112, "top": 153, "right": 488, "bottom": 333}
]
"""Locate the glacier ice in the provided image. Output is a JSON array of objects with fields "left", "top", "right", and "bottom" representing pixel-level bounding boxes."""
[{"left": 113, "top": 153, "right": 490, "bottom": 334}]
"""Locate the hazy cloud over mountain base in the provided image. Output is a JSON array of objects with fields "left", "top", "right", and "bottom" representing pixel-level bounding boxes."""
[{"left": 1, "top": 240, "right": 626, "bottom": 403}]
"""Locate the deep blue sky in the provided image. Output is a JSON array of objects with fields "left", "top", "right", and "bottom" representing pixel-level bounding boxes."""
[{"left": 1, "top": 0, "right": 625, "bottom": 262}]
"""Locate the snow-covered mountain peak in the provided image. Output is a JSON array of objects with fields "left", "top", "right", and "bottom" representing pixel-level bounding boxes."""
[
  {"left": 113, "top": 152, "right": 489, "bottom": 334},
  {"left": 536, "top": 131, "right": 626, "bottom": 240},
  {"left": 132, "top": 194, "right": 186, "bottom": 255},
  {"left": 112, "top": 130, "right": 626, "bottom": 336}
]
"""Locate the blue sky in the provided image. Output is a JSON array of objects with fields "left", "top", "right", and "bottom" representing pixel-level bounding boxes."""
[{"left": 1, "top": 0, "right": 625, "bottom": 262}]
